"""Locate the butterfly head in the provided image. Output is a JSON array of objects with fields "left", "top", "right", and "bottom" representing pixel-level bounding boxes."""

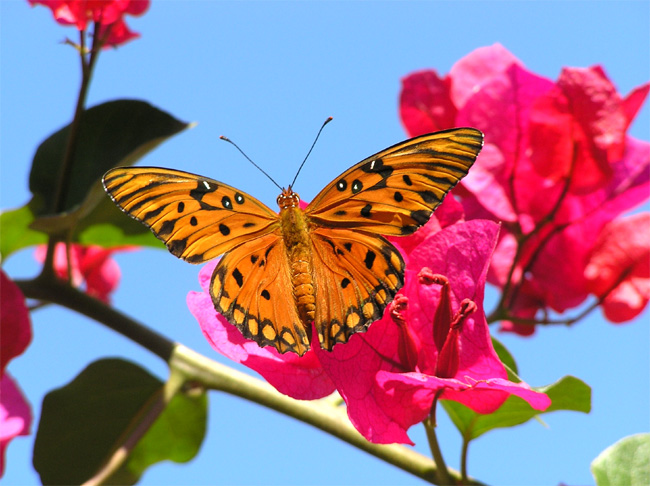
[{"left": 277, "top": 187, "right": 301, "bottom": 209}]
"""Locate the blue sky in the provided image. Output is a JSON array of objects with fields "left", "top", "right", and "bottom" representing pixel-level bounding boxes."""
[{"left": 1, "top": 1, "right": 649, "bottom": 485}]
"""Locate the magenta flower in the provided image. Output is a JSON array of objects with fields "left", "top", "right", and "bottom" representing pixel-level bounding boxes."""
[
  {"left": 28, "top": 0, "right": 149, "bottom": 48},
  {"left": 314, "top": 204, "right": 550, "bottom": 444},
  {"left": 188, "top": 197, "right": 551, "bottom": 443},
  {"left": 585, "top": 213, "right": 650, "bottom": 323},
  {"left": 0, "top": 271, "right": 33, "bottom": 477},
  {"left": 400, "top": 44, "right": 650, "bottom": 333},
  {"left": 34, "top": 243, "right": 134, "bottom": 303},
  {"left": 0, "top": 375, "right": 31, "bottom": 478}
]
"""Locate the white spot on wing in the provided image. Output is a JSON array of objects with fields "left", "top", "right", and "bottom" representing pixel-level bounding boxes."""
[{"left": 202, "top": 181, "right": 211, "bottom": 190}]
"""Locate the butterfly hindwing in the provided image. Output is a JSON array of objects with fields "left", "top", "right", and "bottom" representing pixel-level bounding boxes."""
[
  {"left": 310, "top": 227, "right": 405, "bottom": 351},
  {"left": 306, "top": 127, "right": 483, "bottom": 235},
  {"left": 103, "top": 167, "right": 280, "bottom": 263},
  {"left": 210, "top": 231, "right": 310, "bottom": 355}
]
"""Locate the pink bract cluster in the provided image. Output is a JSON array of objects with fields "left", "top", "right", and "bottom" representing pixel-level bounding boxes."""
[
  {"left": 29, "top": 0, "right": 149, "bottom": 47},
  {"left": 188, "top": 197, "right": 551, "bottom": 444},
  {"left": 34, "top": 243, "right": 134, "bottom": 303},
  {"left": 401, "top": 44, "right": 649, "bottom": 334},
  {"left": 0, "top": 272, "right": 33, "bottom": 477}
]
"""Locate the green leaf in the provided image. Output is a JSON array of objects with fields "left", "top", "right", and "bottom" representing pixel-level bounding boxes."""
[
  {"left": 33, "top": 358, "right": 207, "bottom": 485},
  {"left": 442, "top": 375, "right": 591, "bottom": 441},
  {"left": 108, "top": 388, "right": 208, "bottom": 485},
  {"left": 0, "top": 204, "right": 47, "bottom": 260},
  {"left": 29, "top": 99, "right": 190, "bottom": 217},
  {"left": 75, "top": 194, "right": 164, "bottom": 249},
  {"left": 491, "top": 337, "right": 518, "bottom": 378},
  {"left": 591, "top": 433, "right": 650, "bottom": 486}
]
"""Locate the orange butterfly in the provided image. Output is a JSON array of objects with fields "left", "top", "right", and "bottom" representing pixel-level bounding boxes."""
[{"left": 102, "top": 127, "right": 483, "bottom": 355}]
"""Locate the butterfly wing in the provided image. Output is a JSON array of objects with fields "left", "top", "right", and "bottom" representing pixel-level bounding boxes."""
[
  {"left": 210, "top": 231, "right": 310, "bottom": 355},
  {"left": 310, "top": 227, "right": 404, "bottom": 351},
  {"left": 305, "top": 127, "right": 483, "bottom": 235},
  {"left": 103, "top": 167, "right": 280, "bottom": 263}
]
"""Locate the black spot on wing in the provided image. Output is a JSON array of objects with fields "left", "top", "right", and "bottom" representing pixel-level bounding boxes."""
[
  {"left": 361, "top": 158, "right": 393, "bottom": 179},
  {"left": 232, "top": 268, "right": 244, "bottom": 288},
  {"left": 411, "top": 209, "right": 432, "bottom": 226},
  {"left": 364, "top": 250, "right": 376, "bottom": 269},
  {"left": 158, "top": 219, "right": 177, "bottom": 237},
  {"left": 185, "top": 253, "right": 205, "bottom": 264},
  {"left": 177, "top": 202, "right": 185, "bottom": 213},
  {"left": 190, "top": 216, "right": 198, "bottom": 226},
  {"left": 144, "top": 205, "right": 166, "bottom": 220},
  {"left": 360, "top": 204, "right": 372, "bottom": 218},
  {"left": 219, "top": 224, "right": 231, "bottom": 236},
  {"left": 420, "top": 190, "right": 441, "bottom": 205},
  {"left": 261, "top": 289, "right": 270, "bottom": 300},
  {"left": 190, "top": 180, "right": 218, "bottom": 201},
  {"left": 168, "top": 238, "right": 187, "bottom": 257}
]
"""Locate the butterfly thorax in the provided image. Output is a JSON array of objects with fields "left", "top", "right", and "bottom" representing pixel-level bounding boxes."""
[{"left": 277, "top": 188, "right": 317, "bottom": 335}]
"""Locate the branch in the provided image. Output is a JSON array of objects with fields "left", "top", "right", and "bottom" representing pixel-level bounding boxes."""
[{"left": 16, "top": 276, "right": 484, "bottom": 485}]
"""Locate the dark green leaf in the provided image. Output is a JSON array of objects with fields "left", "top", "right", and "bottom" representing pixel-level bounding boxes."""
[
  {"left": 442, "top": 375, "right": 591, "bottom": 440},
  {"left": 108, "top": 388, "right": 208, "bottom": 485},
  {"left": 34, "top": 359, "right": 163, "bottom": 485},
  {"left": 33, "top": 358, "right": 207, "bottom": 485},
  {"left": 29, "top": 99, "right": 189, "bottom": 216},
  {"left": 591, "top": 433, "right": 649, "bottom": 486}
]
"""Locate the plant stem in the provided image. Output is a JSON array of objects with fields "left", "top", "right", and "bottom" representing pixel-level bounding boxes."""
[
  {"left": 16, "top": 276, "right": 485, "bottom": 485},
  {"left": 460, "top": 437, "right": 470, "bottom": 483},
  {"left": 424, "top": 394, "right": 453, "bottom": 485},
  {"left": 17, "top": 277, "right": 174, "bottom": 362},
  {"left": 51, "top": 30, "right": 98, "bottom": 215}
]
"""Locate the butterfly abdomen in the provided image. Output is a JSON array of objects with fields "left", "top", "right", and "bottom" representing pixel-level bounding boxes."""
[{"left": 279, "top": 198, "right": 317, "bottom": 336}]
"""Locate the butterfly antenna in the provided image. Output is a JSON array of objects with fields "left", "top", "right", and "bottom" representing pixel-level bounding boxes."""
[
  {"left": 290, "top": 116, "right": 333, "bottom": 188},
  {"left": 219, "top": 135, "right": 283, "bottom": 191}
]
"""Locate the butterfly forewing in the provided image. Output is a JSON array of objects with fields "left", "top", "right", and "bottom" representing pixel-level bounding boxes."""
[
  {"left": 306, "top": 127, "right": 483, "bottom": 235},
  {"left": 103, "top": 167, "right": 280, "bottom": 263}
]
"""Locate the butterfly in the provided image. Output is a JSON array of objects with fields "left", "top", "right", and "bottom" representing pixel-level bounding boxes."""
[{"left": 102, "top": 127, "right": 483, "bottom": 356}]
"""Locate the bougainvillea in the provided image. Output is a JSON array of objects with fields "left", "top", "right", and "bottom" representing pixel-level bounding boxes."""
[
  {"left": 188, "top": 197, "right": 551, "bottom": 443},
  {"left": 0, "top": 272, "right": 33, "bottom": 477},
  {"left": 28, "top": 0, "right": 149, "bottom": 47},
  {"left": 34, "top": 244, "right": 134, "bottom": 303},
  {"left": 400, "top": 43, "right": 650, "bottom": 334}
]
